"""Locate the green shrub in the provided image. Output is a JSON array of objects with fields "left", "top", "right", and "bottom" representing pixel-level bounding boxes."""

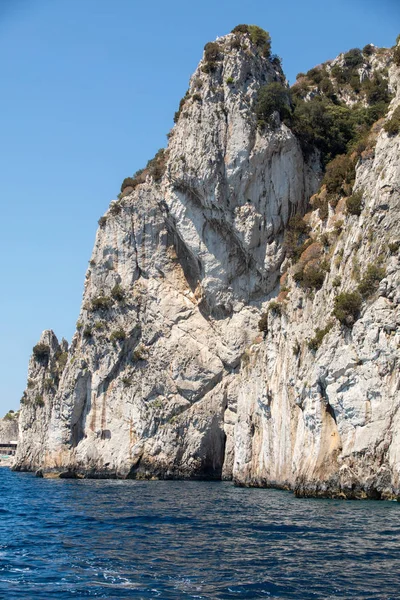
[
  {"left": 301, "top": 265, "right": 325, "bottom": 290},
  {"left": 27, "top": 379, "right": 35, "bottom": 389},
  {"left": 91, "top": 296, "right": 112, "bottom": 311},
  {"left": 146, "top": 149, "right": 168, "bottom": 181},
  {"left": 109, "top": 201, "right": 122, "bottom": 216},
  {"left": 111, "top": 284, "right": 124, "bottom": 301},
  {"left": 384, "top": 106, "right": 400, "bottom": 136},
  {"left": 357, "top": 263, "right": 385, "bottom": 297},
  {"left": 110, "top": 328, "right": 126, "bottom": 343},
  {"left": 284, "top": 215, "right": 311, "bottom": 261},
  {"left": 308, "top": 321, "right": 334, "bottom": 351},
  {"left": 76, "top": 321, "right": 83, "bottom": 330},
  {"left": 35, "top": 395, "right": 44, "bottom": 407},
  {"left": 226, "top": 77, "right": 234, "bottom": 84},
  {"left": 231, "top": 25, "right": 271, "bottom": 56},
  {"left": 393, "top": 42, "right": 400, "bottom": 67},
  {"left": 44, "top": 378, "right": 54, "bottom": 391},
  {"left": 346, "top": 190, "right": 363, "bottom": 216},
  {"left": 388, "top": 241, "right": 400, "bottom": 254},
  {"left": 332, "top": 276, "right": 342, "bottom": 288},
  {"left": 231, "top": 24, "right": 249, "bottom": 34},
  {"left": 120, "top": 177, "right": 136, "bottom": 193},
  {"left": 256, "top": 82, "right": 291, "bottom": 126},
  {"left": 4, "top": 411, "right": 14, "bottom": 421},
  {"left": 83, "top": 326, "right": 93, "bottom": 339},
  {"left": 258, "top": 313, "right": 269, "bottom": 332},
  {"left": 363, "top": 44, "right": 374, "bottom": 56},
  {"left": 248, "top": 25, "right": 271, "bottom": 56},
  {"left": 132, "top": 344, "right": 147, "bottom": 361},
  {"left": 56, "top": 351, "right": 68, "bottom": 370},
  {"left": 174, "top": 90, "right": 190, "bottom": 123},
  {"left": 204, "top": 41, "right": 221, "bottom": 63},
  {"left": 333, "top": 291, "right": 362, "bottom": 325},
  {"left": 268, "top": 301, "right": 282, "bottom": 316},
  {"left": 98, "top": 216, "right": 107, "bottom": 227},
  {"left": 94, "top": 321, "right": 104, "bottom": 330},
  {"left": 323, "top": 154, "right": 356, "bottom": 200},
  {"left": 363, "top": 73, "right": 391, "bottom": 106},
  {"left": 33, "top": 343, "right": 50, "bottom": 362}
]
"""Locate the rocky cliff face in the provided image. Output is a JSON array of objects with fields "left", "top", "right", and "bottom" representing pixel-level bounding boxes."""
[
  {"left": 0, "top": 414, "right": 19, "bottom": 444},
  {"left": 15, "top": 31, "right": 400, "bottom": 498}
]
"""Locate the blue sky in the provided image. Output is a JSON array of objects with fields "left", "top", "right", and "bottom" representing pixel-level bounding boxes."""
[{"left": 0, "top": 0, "right": 399, "bottom": 416}]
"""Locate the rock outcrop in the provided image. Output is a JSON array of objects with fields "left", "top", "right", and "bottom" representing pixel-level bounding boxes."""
[
  {"left": 0, "top": 414, "right": 19, "bottom": 444},
  {"left": 14, "top": 30, "right": 400, "bottom": 498}
]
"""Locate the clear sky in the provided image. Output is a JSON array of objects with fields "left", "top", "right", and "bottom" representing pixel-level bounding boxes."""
[{"left": 0, "top": 0, "right": 399, "bottom": 416}]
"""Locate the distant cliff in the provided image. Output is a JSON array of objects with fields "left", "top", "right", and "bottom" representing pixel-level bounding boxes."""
[
  {"left": 0, "top": 412, "right": 19, "bottom": 443},
  {"left": 14, "top": 27, "right": 400, "bottom": 498}
]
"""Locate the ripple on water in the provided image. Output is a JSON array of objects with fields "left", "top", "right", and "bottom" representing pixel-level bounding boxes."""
[{"left": 0, "top": 471, "right": 399, "bottom": 598}]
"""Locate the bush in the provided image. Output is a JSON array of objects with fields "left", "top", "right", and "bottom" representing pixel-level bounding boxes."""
[
  {"left": 384, "top": 106, "right": 400, "bottom": 136},
  {"left": 357, "top": 263, "right": 385, "bottom": 297},
  {"left": 231, "top": 24, "right": 249, "bottom": 34},
  {"left": 308, "top": 322, "right": 334, "bottom": 351},
  {"left": 132, "top": 344, "right": 147, "bottom": 361},
  {"left": 258, "top": 313, "right": 269, "bottom": 332},
  {"left": 111, "top": 284, "right": 124, "bottom": 301},
  {"left": 83, "top": 326, "right": 93, "bottom": 339},
  {"left": 333, "top": 291, "right": 362, "bottom": 325},
  {"left": 301, "top": 265, "right": 325, "bottom": 290},
  {"left": 91, "top": 296, "right": 112, "bottom": 311},
  {"left": 146, "top": 149, "right": 168, "bottom": 182},
  {"left": 231, "top": 24, "right": 271, "bottom": 57},
  {"left": 226, "top": 77, "right": 234, "bottom": 84},
  {"left": 363, "top": 73, "right": 391, "bottom": 106},
  {"left": 323, "top": 154, "right": 356, "bottom": 200},
  {"left": 120, "top": 177, "right": 136, "bottom": 193},
  {"left": 363, "top": 44, "right": 374, "bottom": 56},
  {"left": 98, "top": 216, "right": 107, "bottom": 227},
  {"left": 344, "top": 48, "right": 363, "bottom": 69},
  {"left": 332, "top": 276, "right": 342, "bottom": 288},
  {"left": 109, "top": 201, "right": 122, "bottom": 216},
  {"left": 256, "top": 82, "right": 291, "bottom": 126},
  {"left": 44, "top": 378, "right": 54, "bottom": 391},
  {"left": 174, "top": 90, "right": 190, "bottom": 123},
  {"left": 388, "top": 241, "right": 400, "bottom": 254},
  {"left": 393, "top": 43, "right": 400, "bottom": 67},
  {"left": 110, "top": 328, "right": 126, "bottom": 343},
  {"left": 33, "top": 343, "right": 50, "bottom": 362},
  {"left": 268, "top": 301, "right": 282, "bottom": 316},
  {"left": 284, "top": 215, "right": 311, "bottom": 261},
  {"left": 346, "top": 190, "right": 363, "bottom": 216},
  {"left": 35, "top": 395, "right": 45, "bottom": 407},
  {"left": 56, "top": 351, "right": 68, "bottom": 370},
  {"left": 204, "top": 41, "right": 221, "bottom": 63},
  {"left": 248, "top": 25, "right": 271, "bottom": 57}
]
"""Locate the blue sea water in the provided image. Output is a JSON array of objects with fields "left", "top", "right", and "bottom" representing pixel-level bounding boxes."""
[{"left": 0, "top": 470, "right": 400, "bottom": 599}]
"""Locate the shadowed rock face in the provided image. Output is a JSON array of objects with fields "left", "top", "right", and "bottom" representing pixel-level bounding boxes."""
[{"left": 14, "top": 33, "right": 400, "bottom": 498}]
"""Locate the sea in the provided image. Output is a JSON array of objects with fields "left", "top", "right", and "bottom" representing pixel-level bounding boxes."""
[{"left": 0, "top": 469, "right": 399, "bottom": 599}]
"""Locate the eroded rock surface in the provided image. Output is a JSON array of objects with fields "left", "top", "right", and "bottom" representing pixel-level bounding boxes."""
[{"left": 14, "top": 33, "right": 400, "bottom": 498}]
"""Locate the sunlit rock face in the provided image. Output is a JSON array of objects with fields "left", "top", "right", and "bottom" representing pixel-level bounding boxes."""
[{"left": 14, "top": 33, "right": 400, "bottom": 499}]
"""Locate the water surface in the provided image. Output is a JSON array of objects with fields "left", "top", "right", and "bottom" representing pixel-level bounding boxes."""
[{"left": 0, "top": 469, "right": 399, "bottom": 598}]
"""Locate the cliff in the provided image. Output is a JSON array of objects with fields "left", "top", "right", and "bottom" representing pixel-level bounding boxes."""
[
  {"left": 0, "top": 413, "right": 19, "bottom": 444},
  {"left": 14, "top": 29, "right": 400, "bottom": 498}
]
